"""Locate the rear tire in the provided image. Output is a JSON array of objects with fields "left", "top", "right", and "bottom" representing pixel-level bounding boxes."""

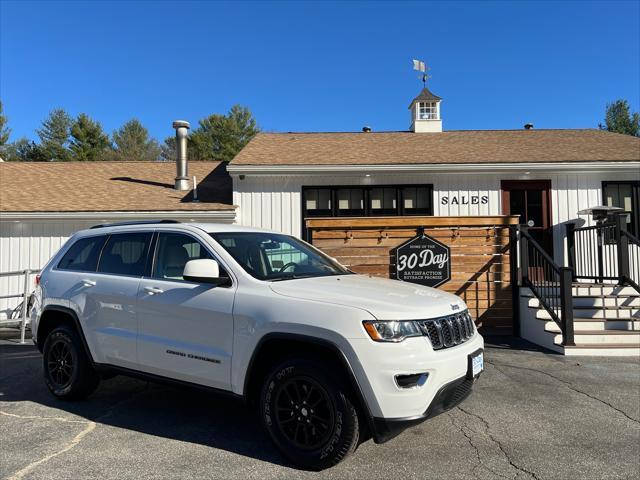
[
  {"left": 43, "top": 325, "right": 99, "bottom": 400},
  {"left": 260, "top": 358, "right": 360, "bottom": 470}
]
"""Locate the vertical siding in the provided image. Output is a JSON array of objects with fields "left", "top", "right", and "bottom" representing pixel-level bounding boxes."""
[
  {"left": 232, "top": 169, "right": 640, "bottom": 266},
  {"left": 0, "top": 220, "right": 97, "bottom": 320}
]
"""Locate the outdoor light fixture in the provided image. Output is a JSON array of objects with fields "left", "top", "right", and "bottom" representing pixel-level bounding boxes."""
[{"left": 578, "top": 205, "right": 624, "bottom": 222}]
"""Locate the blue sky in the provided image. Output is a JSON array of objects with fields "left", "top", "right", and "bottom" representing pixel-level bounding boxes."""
[{"left": 1, "top": 0, "right": 639, "bottom": 142}]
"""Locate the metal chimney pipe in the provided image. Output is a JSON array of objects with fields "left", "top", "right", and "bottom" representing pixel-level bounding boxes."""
[{"left": 172, "top": 120, "right": 190, "bottom": 190}]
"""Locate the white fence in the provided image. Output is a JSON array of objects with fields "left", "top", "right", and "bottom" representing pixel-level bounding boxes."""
[{"left": 0, "top": 269, "right": 39, "bottom": 344}]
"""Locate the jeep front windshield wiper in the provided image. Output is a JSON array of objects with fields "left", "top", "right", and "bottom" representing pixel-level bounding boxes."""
[
  {"left": 269, "top": 272, "right": 354, "bottom": 282},
  {"left": 269, "top": 274, "right": 318, "bottom": 282}
]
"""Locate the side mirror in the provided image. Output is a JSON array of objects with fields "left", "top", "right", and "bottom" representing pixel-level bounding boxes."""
[{"left": 183, "top": 259, "right": 226, "bottom": 285}]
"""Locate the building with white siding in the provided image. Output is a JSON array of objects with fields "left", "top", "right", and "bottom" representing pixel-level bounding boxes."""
[
  {"left": 1, "top": 87, "right": 639, "bottom": 353},
  {"left": 228, "top": 88, "right": 640, "bottom": 267},
  {"left": 226, "top": 86, "right": 640, "bottom": 354}
]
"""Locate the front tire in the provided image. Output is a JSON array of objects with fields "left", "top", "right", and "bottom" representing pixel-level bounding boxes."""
[
  {"left": 260, "top": 358, "right": 360, "bottom": 470},
  {"left": 43, "top": 325, "right": 99, "bottom": 400}
]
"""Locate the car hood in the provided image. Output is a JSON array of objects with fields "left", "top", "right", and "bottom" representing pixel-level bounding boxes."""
[{"left": 269, "top": 274, "right": 466, "bottom": 319}]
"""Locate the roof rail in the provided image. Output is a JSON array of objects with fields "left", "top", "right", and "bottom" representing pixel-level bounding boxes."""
[{"left": 90, "top": 220, "right": 181, "bottom": 229}]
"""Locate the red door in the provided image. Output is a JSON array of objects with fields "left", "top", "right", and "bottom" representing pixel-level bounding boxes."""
[{"left": 502, "top": 180, "right": 553, "bottom": 282}]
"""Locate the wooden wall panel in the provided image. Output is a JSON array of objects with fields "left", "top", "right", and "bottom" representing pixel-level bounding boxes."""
[{"left": 306, "top": 215, "right": 519, "bottom": 334}]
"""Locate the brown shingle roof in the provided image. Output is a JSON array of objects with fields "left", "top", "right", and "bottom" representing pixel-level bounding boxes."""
[
  {"left": 232, "top": 129, "right": 640, "bottom": 166},
  {"left": 0, "top": 161, "right": 235, "bottom": 212}
]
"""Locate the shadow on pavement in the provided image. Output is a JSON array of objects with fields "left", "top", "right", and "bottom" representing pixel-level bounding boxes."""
[
  {"left": 0, "top": 341, "right": 291, "bottom": 468},
  {"left": 482, "top": 334, "right": 561, "bottom": 354}
]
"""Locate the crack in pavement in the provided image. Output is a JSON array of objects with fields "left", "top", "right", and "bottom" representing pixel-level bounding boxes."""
[
  {"left": 487, "top": 360, "right": 639, "bottom": 424},
  {"left": 0, "top": 410, "right": 92, "bottom": 425},
  {"left": 5, "top": 419, "right": 96, "bottom": 480},
  {"left": 457, "top": 406, "right": 541, "bottom": 480},
  {"left": 3, "top": 382, "right": 150, "bottom": 480},
  {"left": 447, "top": 412, "right": 512, "bottom": 480},
  {"left": 447, "top": 412, "right": 482, "bottom": 480}
]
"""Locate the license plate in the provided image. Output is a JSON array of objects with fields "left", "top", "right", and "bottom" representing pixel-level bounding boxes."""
[{"left": 469, "top": 351, "right": 484, "bottom": 379}]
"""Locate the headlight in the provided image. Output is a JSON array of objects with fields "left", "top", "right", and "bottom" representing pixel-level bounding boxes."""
[{"left": 363, "top": 320, "right": 422, "bottom": 343}]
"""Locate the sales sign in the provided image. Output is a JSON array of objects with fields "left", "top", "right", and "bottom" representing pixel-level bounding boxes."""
[{"left": 394, "top": 231, "right": 451, "bottom": 288}]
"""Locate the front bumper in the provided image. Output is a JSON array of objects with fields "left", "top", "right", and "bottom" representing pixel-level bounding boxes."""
[
  {"left": 348, "top": 332, "right": 484, "bottom": 418},
  {"left": 371, "top": 373, "right": 477, "bottom": 443}
]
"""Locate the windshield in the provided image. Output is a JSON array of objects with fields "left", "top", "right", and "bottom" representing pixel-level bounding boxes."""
[{"left": 210, "top": 232, "right": 351, "bottom": 281}]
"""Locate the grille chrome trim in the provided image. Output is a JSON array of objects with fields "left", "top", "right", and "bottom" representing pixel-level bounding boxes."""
[{"left": 417, "top": 311, "right": 475, "bottom": 351}]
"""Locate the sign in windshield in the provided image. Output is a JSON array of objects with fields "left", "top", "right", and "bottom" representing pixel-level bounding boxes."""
[{"left": 394, "top": 231, "right": 451, "bottom": 287}]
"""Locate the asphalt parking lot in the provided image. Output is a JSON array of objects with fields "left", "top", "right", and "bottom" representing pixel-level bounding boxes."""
[{"left": 1, "top": 332, "right": 639, "bottom": 480}]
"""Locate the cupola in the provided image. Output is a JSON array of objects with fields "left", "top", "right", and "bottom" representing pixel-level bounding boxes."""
[{"left": 409, "top": 87, "right": 442, "bottom": 133}]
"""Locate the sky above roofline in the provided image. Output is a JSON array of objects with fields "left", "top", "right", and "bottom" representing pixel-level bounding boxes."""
[{"left": 1, "top": 1, "right": 639, "bottom": 143}]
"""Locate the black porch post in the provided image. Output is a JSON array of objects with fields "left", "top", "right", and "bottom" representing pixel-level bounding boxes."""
[
  {"left": 566, "top": 222, "right": 576, "bottom": 280},
  {"left": 615, "top": 213, "right": 630, "bottom": 285},
  {"left": 559, "top": 267, "right": 575, "bottom": 346},
  {"left": 509, "top": 225, "right": 520, "bottom": 337}
]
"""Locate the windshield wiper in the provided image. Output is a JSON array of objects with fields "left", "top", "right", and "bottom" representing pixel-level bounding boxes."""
[{"left": 269, "top": 274, "right": 318, "bottom": 282}]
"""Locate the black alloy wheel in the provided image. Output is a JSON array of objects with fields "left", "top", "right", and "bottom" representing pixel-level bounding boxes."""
[
  {"left": 43, "top": 325, "right": 99, "bottom": 400},
  {"left": 46, "top": 339, "right": 74, "bottom": 388},
  {"left": 274, "top": 376, "right": 335, "bottom": 450},
  {"left": 261, "top": 358, "right": 360, "bottom": 470}
]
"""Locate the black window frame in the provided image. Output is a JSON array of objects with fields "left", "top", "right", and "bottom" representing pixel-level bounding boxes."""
[
  {"left": 399, "top": 186, "right": 433, "bottom": 216},
  {"left": 335, "top": 187, "right": 366, "bottom": 217},
  {"left": 302, "top": 188, "right": 333, "bottom": 217},
  {"left": 602, "top": 181, "right": 639, "bottom": 236},
  {"left": 301, "top": 184, "right": 434, "bottom": 239}
]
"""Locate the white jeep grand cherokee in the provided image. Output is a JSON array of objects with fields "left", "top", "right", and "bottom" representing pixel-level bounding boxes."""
[{"left": 31, "top": 221, "right": 484, "bottom": 470}]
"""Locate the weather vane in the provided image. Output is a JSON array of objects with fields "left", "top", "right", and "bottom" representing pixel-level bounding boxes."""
[{"left": 412, "top": 59, "right": 431, "bottom": 87}]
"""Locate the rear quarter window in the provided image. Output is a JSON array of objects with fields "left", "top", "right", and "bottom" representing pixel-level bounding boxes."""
[
  {"left": 57, "top": 235, "right": 107, "bottom": 272},
  {"left": 97, "top": 232, "right": 152, "bottom": 277}
]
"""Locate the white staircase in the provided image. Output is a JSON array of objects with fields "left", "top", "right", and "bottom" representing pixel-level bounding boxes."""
[{"left": 520, "top": 284, "right": 640, "bottom": 356}]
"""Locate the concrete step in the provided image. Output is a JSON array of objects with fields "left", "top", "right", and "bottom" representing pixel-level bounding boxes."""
[
  {"left": 572, "top": 285, "right": 639, "bottom": 297},
  {"left": 535, "top": 308, "right": 639, "bottom": 320},
  {"left": 528, "top": 296, "right": 640, "bottom": 311},
  {"left": 552, "top": 330, "right": 640, "bottom": 346},
  {"left": 542, "top": 319, "right": 640, "bottom": 332},
  {"left": 520, "top": 287, "right": 640, "bottom": 305},
  {"left": 562, "top": 344, "right": 640, "bottom": 357},
  {"left": 572, "top": 297, "right": 640, "bottom": 308},
  {"left": 525, "top": 296, "right": 640, "bottom": 312}
]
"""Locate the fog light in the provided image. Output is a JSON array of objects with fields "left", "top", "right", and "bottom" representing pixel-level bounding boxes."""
[{"left": 395, "top": 372, "right": 429, "bottom": 389}]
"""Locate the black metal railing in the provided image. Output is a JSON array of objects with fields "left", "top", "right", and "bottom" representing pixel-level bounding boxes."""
[
  {"left": 567, "top": 214, "right": 640, "bottom": 293},
  {"left": 520, "top": 227, "right": 575, "bottom": 346},
  {"left": 621, "top": 229, "right": 640, "bottom": 293}
]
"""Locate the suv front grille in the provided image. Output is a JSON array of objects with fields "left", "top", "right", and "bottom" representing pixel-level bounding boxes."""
[{"left": 417, "top": 311, "right": 475, "bottom": 350}]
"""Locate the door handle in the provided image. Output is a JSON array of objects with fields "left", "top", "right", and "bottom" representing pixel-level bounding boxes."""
[
  {"left": 81, "top": 279, "right": 96, "bottom": 287},
  {"left": 143, "top": 286, "right": 164, "bottom": 295}
]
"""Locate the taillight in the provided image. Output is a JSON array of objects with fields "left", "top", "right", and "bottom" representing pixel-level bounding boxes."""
[{"left": 35, "top": 274, "right": 41, "bottom": 286}]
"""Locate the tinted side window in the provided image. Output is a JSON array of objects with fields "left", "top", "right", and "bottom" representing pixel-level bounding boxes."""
[
  {"left": 58, "top": 236, "right": 107, "bottom": 272},
  {"left": 153, "top": 233, "right": 214, "bottom": 281},
  {"left": 98, "top": 232, "right": 152, "bottom": 277}
]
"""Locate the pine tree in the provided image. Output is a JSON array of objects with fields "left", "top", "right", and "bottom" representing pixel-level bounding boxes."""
[
  {"left": 599, "top": 99, "right": 640, "bottom": 137},
  {"left": 0, "top": 100, "right": 11, "bottom": 147},
  {"left": 3, "top": 138, "right": 48, "bottom": 162},
  {"left": 160, "top": 136, "right": 177, "bottom": 162},
  {"left": 111, "top": 119, "right": 161, "bottom": 161},
  {"left": 69, "top": 113, "right": 110, "bottom": 161},
  {"left": 36, "top": 109, "right": 73, "bottom": 161},
  {"left": 190, "top": 105, "right": 259, "bottom": 161}
]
